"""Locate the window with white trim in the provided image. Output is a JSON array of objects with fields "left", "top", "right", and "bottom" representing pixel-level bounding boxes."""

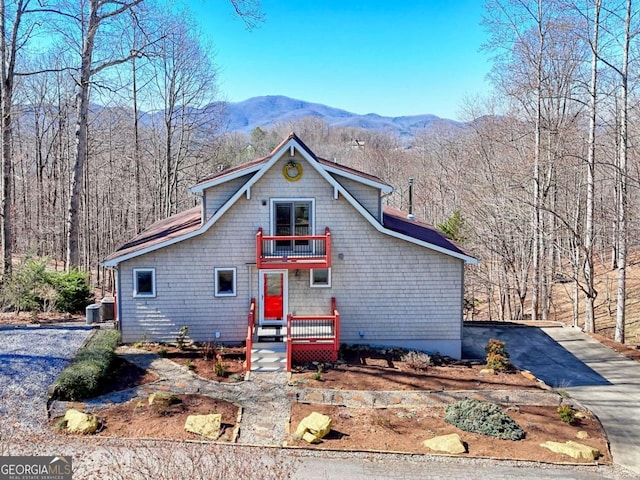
[
  {"left": 215, "top": 267, "right": 237, "bottom": 297},
  {"left": 270, "top": 198, "right": 315, "bottom": 252},
  {"left": 310, "top": 268, "right": 331, "bottom": 288},
  {"left": 133, "top": 268, "right": 156, "bottom": 297}
]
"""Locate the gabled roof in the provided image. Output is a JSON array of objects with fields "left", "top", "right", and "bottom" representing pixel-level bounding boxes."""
[
  {"left": 190, "top": 133, "right": 393, "bottom": 194},
  {"left": 103, "top": 133, "right": 478, "bottom": 266}
]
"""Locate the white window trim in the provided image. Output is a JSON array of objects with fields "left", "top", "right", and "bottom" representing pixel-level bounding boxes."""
[
  {"left": 133, "top": 268, "right": 156, "bottom": 298},
  {"left": 310, "top": 268, "right": 331, "bottom": 288},
  {"left": 269, "top": 197, "right": 316, "bottom": 236},
  {"left": 215, "top": 267, "right": 237, "bottom": 297}
]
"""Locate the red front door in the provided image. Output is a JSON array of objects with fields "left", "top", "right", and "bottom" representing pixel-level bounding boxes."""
[{"left": 262, "top": 271, "right": 285, "bottom": 322}]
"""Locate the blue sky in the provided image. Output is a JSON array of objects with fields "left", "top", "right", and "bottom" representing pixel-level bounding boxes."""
[{"left": 190, "top": 0, "right": 491, "bottom": 120}]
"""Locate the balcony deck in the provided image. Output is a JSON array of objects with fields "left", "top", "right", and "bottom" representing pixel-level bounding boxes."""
[{"left": 256, "top": 227, "right": 331, "bottom": 269}]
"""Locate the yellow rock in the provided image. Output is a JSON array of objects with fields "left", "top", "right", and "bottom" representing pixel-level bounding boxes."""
[
  {"left": 540, "top": 440, "right": 600, "bottom": 460},
  {"left": 294, "top": 412, "right": 332, "bottom": 441},
  {"left": 479, "top": 368, "right": 495, "bottom": 375},
  {"left": 576, "top": 431, "right": 590, "bottom": 440},
  {"left": 184, "top": 413, "right": 222, "bottom": 440},
  {"left": 521, "top": 371, "right": 537, "bottom": 382},
  {"left": 423, "top": 433, "right": 467, "bottom": 454},
  {"left": 64, "top": 408, "right": 99, "bottom": 434},
  {"left": 148, "top": 392, "right": 179, "bottom": 406},
  {"left": 302, "top": 431, "right": 322, "bottom": 444}
]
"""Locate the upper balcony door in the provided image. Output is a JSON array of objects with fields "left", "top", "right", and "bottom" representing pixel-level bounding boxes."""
[{"left": 271, "top": 199, "right": 315, "bottom": 253}]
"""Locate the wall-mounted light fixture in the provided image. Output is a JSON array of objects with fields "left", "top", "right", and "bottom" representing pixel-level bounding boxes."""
[
  {"left": 338, "top": 253, "right": 344, "bottom": 260},
  {"left": 358, "top": 330, "right": 365, "bottom": 337}
]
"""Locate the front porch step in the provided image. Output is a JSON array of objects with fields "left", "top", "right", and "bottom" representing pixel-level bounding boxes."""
[
  {"left": 256, "top": 326, "right": 285, "bottom": 342},
  {"left": 251, "top": 341, "right": 287, "bottom": 372}
]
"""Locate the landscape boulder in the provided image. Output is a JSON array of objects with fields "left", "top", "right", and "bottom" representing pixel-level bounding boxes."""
[
  {"left": 184, "top": 413, "right": 222, "bottom": 440},
  {"left": 540, "top": 440, "right": 600, "bottom": 460},
  {"left": 148, "top": 392, "right": 180, "bottom": 406},
  {"left": 64, "top": 409, "right": 99, "bottom": 434},
  {"left": 293, "top": 412, "right": 332, "bottom": 443},
  {"left": 422, "top": 433, "right": 467, "bottom": 454}
]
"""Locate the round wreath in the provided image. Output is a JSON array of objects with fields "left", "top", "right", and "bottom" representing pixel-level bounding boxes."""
[{"left": 283, "top": 161, "right": 303, "bottom": 182}]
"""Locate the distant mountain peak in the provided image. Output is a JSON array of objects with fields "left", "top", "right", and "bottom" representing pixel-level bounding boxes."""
[{"left": 223, "top": 95, "right": 457, "bottom": 138}]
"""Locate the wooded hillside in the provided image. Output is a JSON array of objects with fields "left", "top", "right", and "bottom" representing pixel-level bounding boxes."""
[{"left": 1, "top": 0, "right": 639, "bottom": 344}]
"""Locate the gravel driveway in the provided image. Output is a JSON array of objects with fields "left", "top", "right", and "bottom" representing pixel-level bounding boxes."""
[{"left": 0, "top": 325, "right": 93, "bottom": 433}]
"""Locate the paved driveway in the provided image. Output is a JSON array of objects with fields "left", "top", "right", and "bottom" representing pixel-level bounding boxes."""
[{"left": 463, "top": 324, "right": 640, "bottom": 476}]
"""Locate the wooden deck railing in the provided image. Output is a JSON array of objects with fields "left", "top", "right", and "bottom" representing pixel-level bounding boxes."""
[
  {"left": 286, "top": 297, "right": 339, "bottom": 372},
  {"left": 256, "top": 227, "right": 331, "bottom": 269},
  {"left": 245, "top": 298, "right": 256, "bottom": 372}
]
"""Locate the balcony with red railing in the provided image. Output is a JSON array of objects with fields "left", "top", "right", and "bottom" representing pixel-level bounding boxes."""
[
  {"left": 286, "top": 297, "right": 340, "bottom": 372},
  {"left": 256, "top": 227, "right": 331, "bottom": 270}
]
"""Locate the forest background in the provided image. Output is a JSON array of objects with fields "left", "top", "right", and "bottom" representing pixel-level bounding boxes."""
[{"left": 1, "top": 0, "right": 638, "bottom": 345}]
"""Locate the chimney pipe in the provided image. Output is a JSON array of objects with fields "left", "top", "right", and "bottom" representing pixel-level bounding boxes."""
[{"left": 408, "top": 177, "right": 414, "bottom": 219}]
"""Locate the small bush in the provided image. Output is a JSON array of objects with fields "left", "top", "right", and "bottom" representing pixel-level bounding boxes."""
[
  {"left": 176, "top": 326, "right": 189, "bottom": 350},
  {"left": 557, "top": 405, "right": 576, "bottom": 424},
  {"left": 212, "top": 355, "right": 228, "bottom": 377},
  {"left": 401, "top": 350, "right": 431, "bottom": 371},
  {"left": 485, "top": 338, "right": 508, "bottom": 357},
  {"left": 55, "top": 330, "right": 121, "bottom": 401},
  {"left": 486, "top": 352, "right": 511, "bottom": 372},
  {"left": 0, "top": 258, "right": 93, "bottom": 314},
  {"left": 484, "top": 338, "right": 511, "bottom": 372},
  {"left": 48, "top": 269, "right": 94, "bottom": 313},
  {"left": 444, "top": 398, "right": 525, "bottom": 441}
]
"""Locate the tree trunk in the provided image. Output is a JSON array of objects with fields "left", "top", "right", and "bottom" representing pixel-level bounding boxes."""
[
  {"left": 66, "top": 2, "right": 99, "bottom": 270},
  {"left": 583, "top": 0, "right": 600, "bottom": 334},
  {"left": 615, "top": 0, "right": 631, "bottom": 344}
]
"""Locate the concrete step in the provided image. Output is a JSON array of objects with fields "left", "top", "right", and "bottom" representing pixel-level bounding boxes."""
[
  {"left": 256, "top": 326, "right": 285, "bottom": 342},
  {"left": 250, "top": 342, "right": 287, "bottom": 371}
]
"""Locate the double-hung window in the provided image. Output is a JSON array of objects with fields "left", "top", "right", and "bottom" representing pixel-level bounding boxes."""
[{"left": 133, "top": 268, "right": 156, "bottom": 297}]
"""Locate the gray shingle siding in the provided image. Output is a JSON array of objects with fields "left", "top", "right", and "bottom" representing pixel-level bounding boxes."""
[{"left": 117, "top": 153, "right": 464, "bottom": 357}]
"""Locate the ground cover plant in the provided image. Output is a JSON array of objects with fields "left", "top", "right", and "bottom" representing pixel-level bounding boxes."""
[{"left": 444, "top": 398, "right": 525, "bottom": 440}]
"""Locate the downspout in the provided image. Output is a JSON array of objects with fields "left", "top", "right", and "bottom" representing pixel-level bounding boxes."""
[
  {"left": 379, "top": 191, "right": 394, "bottom": 223},
  {"left": 115, "top": 265, "right": 122, "bottom": 332}
]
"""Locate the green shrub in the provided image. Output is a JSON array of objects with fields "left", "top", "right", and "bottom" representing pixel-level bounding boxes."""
[
  {"left": 2, "top": 257, "right": 49, "bottom": 312},
  {"left": 484, "top": 338, "right": 511, "bottom": 372},
  {"left": 485, "top": 338, "right": 508, "bottom": 357},
  {"left": 55, "top": 330, "right": 121, "bottom": 401},
  {"left": 48, "top": 269, "right": 94, "bottom": 313},
  {"left": 444, "top": 398, "right": 525, "bottom": 441},
  {"left": 557, "top": 405, "right": 576, "bottom": 424},
  {"left": 0, "top": 257, "right": 93, "bottom": 314}
]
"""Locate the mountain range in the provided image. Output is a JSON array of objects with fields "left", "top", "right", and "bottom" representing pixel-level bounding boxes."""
[{"left": 222, "top": 95, "right": 459, "bottom": 138}]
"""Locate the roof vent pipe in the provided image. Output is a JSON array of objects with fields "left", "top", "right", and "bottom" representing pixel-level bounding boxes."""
[{"left": 407, "top": 177, "right": 415, "bottom": 220}]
